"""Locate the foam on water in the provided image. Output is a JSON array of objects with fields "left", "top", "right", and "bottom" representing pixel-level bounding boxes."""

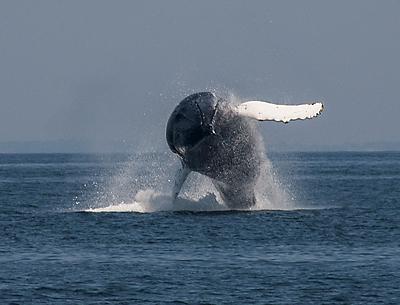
[{"left": 85, "top": 189, "right": 226, "bottom": 213}]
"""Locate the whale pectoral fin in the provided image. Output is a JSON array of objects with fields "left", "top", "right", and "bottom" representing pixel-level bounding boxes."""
[
  {"left": 172, "top": 163, "right": 190, "bottom": 201},
  {"left": 236, "top": 100, "right": 324, "bottom": 123}
]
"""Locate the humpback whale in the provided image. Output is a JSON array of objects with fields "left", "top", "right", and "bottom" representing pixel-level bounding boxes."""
[{"left": 166, "top": 92, "right": 323, "bottom": 209}]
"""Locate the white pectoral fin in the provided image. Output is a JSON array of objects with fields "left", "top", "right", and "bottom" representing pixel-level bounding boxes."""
[
  {"left": 236, "top": 100, "right": 324, "bottom": 123},
  {"left": 172, "top": 163, "right": 190, "bottom": 201}
]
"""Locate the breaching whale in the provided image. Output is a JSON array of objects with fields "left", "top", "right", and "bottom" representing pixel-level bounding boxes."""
[{"left": 166, "top": 92, "right": 323, "bottom": 209}]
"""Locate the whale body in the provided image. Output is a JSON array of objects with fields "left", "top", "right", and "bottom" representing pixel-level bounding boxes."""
[
  {"left": 166, "top": 92, "right": 261, "bottom": 208},
  {"left": 166, "top": 92, "right": 323, "bottom": 209}
]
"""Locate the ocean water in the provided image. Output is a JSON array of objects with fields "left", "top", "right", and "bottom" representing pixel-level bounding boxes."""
[{"left": 1, "top": 152, "right": 400, "bottom": 304}]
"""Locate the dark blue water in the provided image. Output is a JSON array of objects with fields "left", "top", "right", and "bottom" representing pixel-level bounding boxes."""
[{"left": 1, "top": 152, "right": 400, "bottom": 304}]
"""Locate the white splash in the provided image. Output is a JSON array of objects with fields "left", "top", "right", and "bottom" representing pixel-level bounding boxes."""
[
  {"left": 251, "top": 118, "right": 296, "bottom": 211},
  {"left": 85, "top": 188, "right": 226, "bottom": 213},
  {"left": 82, "top": 92, "right": 299, "bottom": 213},
  {"left": 252, "top": 156, "right": 296, "bottom": 211}
]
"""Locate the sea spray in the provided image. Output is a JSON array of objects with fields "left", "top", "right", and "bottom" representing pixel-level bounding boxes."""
[
  {"left": 84, "top": 153, "right": 224, "bottom": 212},
  {"left": 252, "top": 117, "right": 295, "bottom": 210},
  {"left": 84, "top": 93, "right": 296, "bottom": 212}
]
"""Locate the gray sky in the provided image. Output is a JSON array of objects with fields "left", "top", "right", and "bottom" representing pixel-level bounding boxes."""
[{"left": 0, "top": 0, "right": 399, "bottom": 152}]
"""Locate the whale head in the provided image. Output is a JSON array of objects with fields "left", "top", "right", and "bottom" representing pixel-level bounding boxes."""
[{"left": 166, "top": 92, "right": 220, "bottom": 158}]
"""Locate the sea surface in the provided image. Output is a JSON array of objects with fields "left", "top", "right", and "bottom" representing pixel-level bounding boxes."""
[{"left": 1, "top": 152, "right": 399, "bottom": 304}]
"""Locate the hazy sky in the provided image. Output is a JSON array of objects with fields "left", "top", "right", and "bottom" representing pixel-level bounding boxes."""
[{"left": 0, "top": 0, "right": 399, "bottom": 152}]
